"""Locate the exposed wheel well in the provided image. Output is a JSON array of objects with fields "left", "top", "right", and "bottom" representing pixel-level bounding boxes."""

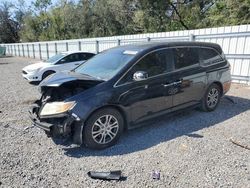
[{"left": 212, "top": 81, "right": 223, "bottom": 95}]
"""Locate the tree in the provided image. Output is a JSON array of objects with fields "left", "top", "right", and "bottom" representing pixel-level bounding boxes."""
[
  {"left": 90, "top": 0, "right": 134, "bottom": 37},
  {"left": 9, "top": 0, "right": 250, "bottom": 42},
  {"left": 74, "top": 0, "right": 95, "bottom": 38},
  {"left": 204, "top": 0, "right": 250, "bottom": 27},
  {"left": 133, "top": 0, "right": 172, "bottom": 33},
  {"left": 0, "top": 1, "right": 20, "bottom": 43},
  {"left": 19, "top": 13, "right": 41, "bottom": 41}
]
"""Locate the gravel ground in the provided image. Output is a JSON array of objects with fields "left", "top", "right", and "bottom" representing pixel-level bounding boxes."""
[{"left": 0, "top": 57, "right": 249, "bottom": 188}]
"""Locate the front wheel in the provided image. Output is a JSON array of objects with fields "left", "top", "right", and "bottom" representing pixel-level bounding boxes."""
[
  {"left": 83, "top": 108, "right": 124, "bottom": 149},
  {"left": 201, "top": 83, "right": 221, "bottom": 112}
]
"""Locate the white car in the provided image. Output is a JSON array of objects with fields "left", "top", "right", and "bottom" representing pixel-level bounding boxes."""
[{"left": 22, "top": 51, "right": 95, "bottom": 84}]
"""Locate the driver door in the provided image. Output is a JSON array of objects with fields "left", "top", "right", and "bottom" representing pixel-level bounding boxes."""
[{"left": 117, "top": 48, "right": 175, "bottom": 124}]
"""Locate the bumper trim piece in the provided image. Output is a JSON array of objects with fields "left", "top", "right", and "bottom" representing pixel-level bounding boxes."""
[
  {"left": 29, "top": 104, "right": 78, "bottom": 138},
  {"left": 29, "top": 107, "right": 53, "bottom": 132}
]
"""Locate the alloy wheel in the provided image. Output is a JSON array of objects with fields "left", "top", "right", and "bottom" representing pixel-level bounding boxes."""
[
  {"left": 91, "top": 115, "right": 119, "bottom": 144},
  {"left": 207, "top": 88, "right": 219, "bottom": 108}
]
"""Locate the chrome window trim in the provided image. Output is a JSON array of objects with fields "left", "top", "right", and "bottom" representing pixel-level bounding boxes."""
[
  {"left": 200, "top": 59, "right": 226, "bottom": 68},
  {"left": 113, "top": 45, "right": 224, "bottom": 88}
]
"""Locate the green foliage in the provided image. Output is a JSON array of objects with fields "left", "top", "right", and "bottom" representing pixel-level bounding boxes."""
[
  {"left": 0, "top": 0, "right": 250, "bottom": 43},
  {"left": 204, "top": 0, "right": 250, "bottom": 27},
  {"left": 90, "top": 0, "right": 135, "bottom": 37},
  {"left": 133, "top": 0, "right": 171, "bottom": 33},
  {"left": 0, "top": 2, "right": 20, "bottom": 43},
  {"left": 19, "top": 13, "right": 40, "bottom": 41}
]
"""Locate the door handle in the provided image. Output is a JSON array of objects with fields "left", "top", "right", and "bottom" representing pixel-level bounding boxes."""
[
  {"left": 75, "top": 63, "right": 80, "bottom": 65},
  {"left": 162, "top": 83, "right": 173, "bottom": 87},
  {"left": 173, "top": 80, "right": 182, "bottom": 85},
  {"left": 162, "top": 80, "right": 182, "bottom": 87}
]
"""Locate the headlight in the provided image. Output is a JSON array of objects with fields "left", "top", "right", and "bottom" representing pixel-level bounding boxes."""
[{"left": 40, "top": 101, "right": 76, "bottom": 116}]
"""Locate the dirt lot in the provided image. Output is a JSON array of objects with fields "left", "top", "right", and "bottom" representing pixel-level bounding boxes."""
[{"left": 0, "top": 57, "right": 249, "bottom": 188}]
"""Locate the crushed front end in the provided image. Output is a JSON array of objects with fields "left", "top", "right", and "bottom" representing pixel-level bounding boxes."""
[
  {"left": 29, "top": 100, "right": 79, "bottom": 139},
  {"left": 28, "top": 91, "right": 84, "bottom": 145},
  {"left": 28, "top": 72, "right": 103, "bottom": 145}
]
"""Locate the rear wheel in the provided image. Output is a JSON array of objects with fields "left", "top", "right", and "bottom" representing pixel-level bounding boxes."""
[
  {"left": 42, "top": 70, "right": 55, "bottom": 80},
  {"left": 83, "top": 108, "right": 124, "bottom": 149},
  {"left": 201, "top": 83, "right": 221, "bottom": 112}
]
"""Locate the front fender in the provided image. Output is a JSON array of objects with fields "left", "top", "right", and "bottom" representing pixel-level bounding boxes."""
[
  {"left": 69, "top": 92, "right": 111, "bottom": 145},
  {"left": 71, "top": 91, "right": 112, "bottom": 122}
]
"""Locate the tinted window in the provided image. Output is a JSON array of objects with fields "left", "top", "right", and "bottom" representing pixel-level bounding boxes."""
[
  {"left": 57, "top": 53, "right": 82, "bottom": 64},
  {"left": 199, "top": 48, "right": 223, "bottom": 66},
  {"left": 119, "top": 49, "right": 174, "bottom": 84},
  {"left": 79, "top": 53, "right": 95, "bottom": 61},
  {"left": 85, "top": 53, "right": 95, "bottom": 60},
  {"left": 58, "top": 54, "right": 76, "bottom": 64},
  {"left": 45, "top": 53, "right": 65, "bottom": 63},
  {"left": 174, "top": 47, "right": 199, "bottom": 69}
]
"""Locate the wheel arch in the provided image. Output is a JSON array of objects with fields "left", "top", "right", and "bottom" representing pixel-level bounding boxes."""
[
  {"left": 42, "top": 69, "right": 56, "bottom": 80},
  {"left": 211, "top": 81, "right": 223, "bottom": 95},
  {"left": 43, "top": 69, "right": 56, "bottom": 74},
  {"left": 84, "top": 104, "right": 128, "bottom": 130}
]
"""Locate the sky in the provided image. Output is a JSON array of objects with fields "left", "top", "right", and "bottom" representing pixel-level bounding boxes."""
[
  {"left": 10, "top": 0, "right": 58, "bottom": 7},
  {"left": 6, "top": 0, "right": 78, "bottom": 13},
  {"left": 5, "top": 0, "right": 79, "bottom": 16},
  {"left": 9, "top": 0, "right": 79, "bottom": 7}
]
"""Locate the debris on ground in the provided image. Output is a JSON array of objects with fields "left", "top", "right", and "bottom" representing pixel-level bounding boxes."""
[
  {"left": 230, "top": 139, "right": 250, "bottom": 150},
  {"left": 186, "top": 133, "right": 204, "bottom": 138},
  {"left": 87, "top": 170, "right": 123, "bottom": 180},
  {"left": 3, "top": 124, "right": 9, "bottom": 128},
  {"left": 152, "top": 170, "right": 160, "bottom": 180},
  {"left": 23, "top": 125, "right": 35, "bottom": 131}
]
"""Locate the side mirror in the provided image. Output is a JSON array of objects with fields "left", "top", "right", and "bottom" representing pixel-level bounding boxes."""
[{"left": 133, "top": 71, "right": 148, "bottom": 81}]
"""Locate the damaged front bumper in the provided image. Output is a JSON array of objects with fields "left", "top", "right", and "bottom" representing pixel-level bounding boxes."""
[{"left": 29, "top": 102, "right": 83, "bottom": 144}]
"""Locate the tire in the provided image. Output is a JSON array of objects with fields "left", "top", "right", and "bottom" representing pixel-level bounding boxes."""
[
  {"left": 42, "top": 70, "right": 55, "bottom": 80},
  {"left": 201, "top": 83, "right": 222, "bottom": 112},
  {"left": 83, "top": 108, "right": 124, "bottom": 149}
]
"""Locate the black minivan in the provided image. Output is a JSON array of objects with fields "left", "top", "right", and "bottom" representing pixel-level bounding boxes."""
[{"left": 29, "top": 42, "right": 231, "bottom": 149}]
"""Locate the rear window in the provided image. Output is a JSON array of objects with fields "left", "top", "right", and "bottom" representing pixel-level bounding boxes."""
[
  {"left": 199, "top": 48, "right": 223, "bottom": 66},
  {"left": 173, "top": 47, "right": 223, "bottom": 70}
]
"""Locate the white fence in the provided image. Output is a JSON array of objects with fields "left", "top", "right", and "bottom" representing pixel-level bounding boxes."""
[{"left": 1, "top": 24, "right": 250, "bottom": 84}]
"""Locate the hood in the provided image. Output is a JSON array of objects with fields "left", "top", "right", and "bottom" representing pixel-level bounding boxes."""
[
  {"left": 23, "top": 62, "right": 47, "bottom": 71},
  {"left": 39, "top": 71, "right": 103, "bottom": 88}
]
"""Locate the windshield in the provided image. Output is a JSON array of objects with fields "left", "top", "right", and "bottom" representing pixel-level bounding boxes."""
[
  {"left": 45, "top": 53, "right": 65, "bottom": 63},
  {"left": 74, "top": 51, "right": 135, "bottom": 80}
]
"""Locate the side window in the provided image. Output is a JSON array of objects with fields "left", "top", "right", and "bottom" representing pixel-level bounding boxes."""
[
  {"left": 85, "top": 53, "right": 95, "bottom": 60},
  {"left": 78, "top": 53, "right": 95, "bottom": 61},
  {"left": 78, "top": 53, "right": 86, "bottom": 61},
  {"left": 119, "top": 49, "right": 174, "bottom": 84},
  {"left": 58, "top": 54, "right": 79, "bottom": 64},
  {"left": 173, "top": 47, "right": 199, "bottom": 69},
  {"left": 199, "top": 48, "right": 223, "bottom": 66}
]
